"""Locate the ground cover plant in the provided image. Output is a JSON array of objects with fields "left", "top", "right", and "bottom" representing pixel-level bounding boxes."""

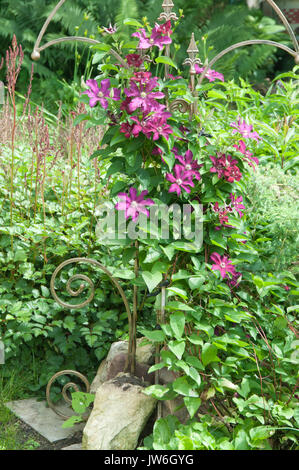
[{"left": 0, "top": 5, "right": 298, "bottom": 451}]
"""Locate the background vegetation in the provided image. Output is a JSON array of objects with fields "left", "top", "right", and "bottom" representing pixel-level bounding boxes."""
[
  {"left": 0, "top": 0, "right": 298, "bottom": 451},
  {"left": 0, "top": 0, "right": 291, "bottom": 112}
]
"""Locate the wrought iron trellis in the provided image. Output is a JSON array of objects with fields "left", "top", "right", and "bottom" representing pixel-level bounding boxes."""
[{"left": 32, "top": 0, "right": 299, "bottom": 419}]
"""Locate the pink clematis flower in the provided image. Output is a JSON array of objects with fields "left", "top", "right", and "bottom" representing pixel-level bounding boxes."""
[
  {"left": 210, "top": 153, "right": 229, "bottom": 178},
  {"left": 175, "top": 150, "right": 202, "bottom": 181},
  {"left": 142, "top": 112, "right": 173, "bottom": 141},
  {"left": 233, "top": 140, "right": 259, "bottom": 169},
  {"left": 131, "top": 71, "right": 153, "bottom": 85},
  {"left": 195, "top": 64, "right": 224, "bottom": 82},
  {"left": 224, "top": 165, "right": 242, "bottom": 183},
  {"left": 103, "top": 23, "right": 118, "bottom": 34},
  {"left": 212, "top": 202, "right": 231, "bottom": 229},
  {"left": 120, "top": 121, "right": 142, "bottom": 138},
  {"left": 126, "top": 53, "right": 143, "bottom": 68},
  {"left": 227, "top": 271, "right": 242, "bottom": 288},
  {"left": 115, "top": 188, "right": 154, "bottom": 222},
  {"left": 210, "top": 252, "right": 236, "bottom": 279},
  {"left": 83, "top": 79, "right": 120, "bottom": 109},
  {"left": 229, "top": 193, "right": 245, "bottom": 218},
  {"left": 155, "top": 20, "right": 173, "bottom": 36},
  {"left": 132, "top": 26, "right": 172, "bottom": 50},
  {"left": 124, "top": 78, "right": 165, "bottom": 114},
  {"left": 166, "top": 164, "right": 194, "bottom": 196},
  {"left": 230, "top": 118, "right": 261, "bottom": 142},
  {"left": 210, "top": 153, "right": 242, "bottom": 183}
]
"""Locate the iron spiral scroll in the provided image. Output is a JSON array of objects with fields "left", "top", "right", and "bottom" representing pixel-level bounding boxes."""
[{"left": 46, "top": 257, "right": 134, "bottom": 419}]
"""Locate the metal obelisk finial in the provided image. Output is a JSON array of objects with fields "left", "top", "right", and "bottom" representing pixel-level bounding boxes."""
[
  {"left": 183, "top": 33, "right": 202, "bottom": 116},
  {"left": 158, "top": 0, "right": 178, "bottom": 22}
]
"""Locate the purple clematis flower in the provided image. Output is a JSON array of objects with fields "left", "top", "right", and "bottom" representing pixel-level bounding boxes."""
[
  {"left": 124, "top": 79, "right": 165, "bottom": 114},
  {"left": 143, "top": 112, "right": 173, "bottom": 141},
  {"left": 155, "top": 20, "right": 173, "bottom": 36},
  {"left": 195, "top": 64, "right": 224, "bottom": 82},
  {"left": 131, "top": 71, "right": 153, "bottom": 85},
  {"left": 102, "top": 23, "right": 118, "bottom": 34},
  {"left": 227, "top": 271, "right": 242, "bottom": 288},
  {"left": 83, "top": 79, "right": 120, "bottom": 109},
  {"left": 166, "top": 164, "right": 194, "bottom": 196},
  {"left": 210, "top": 252, "right": 236, "bottom": 279},
  {"left": 126, "top": 53, "right": 143, "bottom": 68},
  {"left": 229, "top": 193, "right": 245, "bottom": 218},
  {"left": 210, "top": 153, "right": 229, "bottom": 178},
  {"left": 115, "top": 187, "right": 154, "bottom": 222},
  {"left": 233, "top": 140, "right": 259, "bottom": 169},
  {"left": 175, "top": 150, "right": 202, "bottom": 181},
  {"left": 210, "top": 153, "right": 242, "bottom": 183},
  {"left": 212, "top": 202, "right": 232, "bottom": 229},
  {"left": 132, "top": 26, "right": 172, "bottom": 51},
  {"left": 230, "top": 118, "right": 261, "bottom": 142}
]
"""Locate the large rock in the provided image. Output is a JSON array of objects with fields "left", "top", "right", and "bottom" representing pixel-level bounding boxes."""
[
  {"left": 82, "top": 373, "right": 157, "bottom": 450},
  {"left": 106, "top": 353, "right": 155, "bottom": 385},
  {"left": 90, "top": 338, "right": 155, "bottom": 393}
]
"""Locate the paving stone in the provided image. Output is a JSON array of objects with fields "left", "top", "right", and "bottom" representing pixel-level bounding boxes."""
[
  {"left": 61, "top": 443, "right": 82, "bottom": 450},
  {"left": 6, "top": 398, "right": 84, "bottom": 443}
]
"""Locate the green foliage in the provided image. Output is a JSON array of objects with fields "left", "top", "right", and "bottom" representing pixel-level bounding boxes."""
[
  {"left": 62, "top": 390, "right": 94, "bottom": 428},
  {"left": 0, "top": 2, "right": 298, "bottom": 451},
  {"left": 246, "top": 165, "right": 299, "bottom": 273},
  {"left": 0, "top": 0, "right": 291, "bottom": 112}
]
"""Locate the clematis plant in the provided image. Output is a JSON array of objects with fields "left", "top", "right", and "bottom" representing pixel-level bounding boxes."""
[
  {"left": 76, "top": 15, "right": 265, "bottom": 326},
  {"left": 72, "top": 7, "right": 298, "bottom": 447}
]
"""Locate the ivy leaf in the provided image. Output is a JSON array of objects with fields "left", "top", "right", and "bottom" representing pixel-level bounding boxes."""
[
  {"left": 172, "top": 376, "right": 199, "bottom": 397},
  {"left": 142, "top": 329, "right": 165, "bottom": 342},
  {"left": 184, "top": 397, "right": 202, "bottom": 419},
  {"left": 168, "top": 339, "right": 185, "bottom": 359},
  {"left": 201, "top": 343, "right": 220, "bottom": 367},
  {"left": 170, "top": 311, "right": 185, "bottom": 339},
  {"left": 142, "top": 271, "right": 162, "bottom": 293}
]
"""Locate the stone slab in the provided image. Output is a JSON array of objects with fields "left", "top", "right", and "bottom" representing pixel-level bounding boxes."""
[{"left": 5, "top": 398, "right": 84, "bottom": 443}]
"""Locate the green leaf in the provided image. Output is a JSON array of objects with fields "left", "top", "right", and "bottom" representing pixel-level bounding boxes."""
[
  {"left": 143, "top": 384, "right": 169, "bottom": 399},
  {"left": 201, "top": 343, "right": 220, "bottom": 367},
  {"left": 62, "top": 415, "right": 83, "bottom": 428},
  {"left": 63, "top": 316, "right": 76, "bottom": 332},
  {"left": 172, "top": 376, "right": 199, "bottom": 397},
  {"left": 170, "top": 311, "right": 185, "bottom": 339},
  {"left": 209, "top": 229, "right": 227, "bottom": 250},
  {"left": 123, "top": 18, "right": 143, "bottom": 28},
  {"left": 207, "top": 89, "right": 227, "bottom": 100},
  {"left": 188, "top": 276, "right": 205, "bottom": 290},
  {"left": 166, "top": 301, "right": 195, "bottom": 312},
  {"left": 155, "top": 56, "right": 178, "bottom": 69},
  {"left": 249, "top": 426, "right": 276, "bottom": 442},
  {"left": 110, "top": 129, "right": 127, "bottom": 147},
  {"left": 73, "top": 114, "right": 90, "bottom": 126},
  {"left": 142, "top": 271, "right": 162, "bottom": 293},
  {"left": 183, "top": 397, "right": 202, "bottom": 419},
  {"left": 14, "top": 249, "right": 27, "bottom": 262},
  {"left": 168, "top": 339, "right": 185, "bottom": 359},
  {"left": 142, "top": 329, "right": 165, "bottom": 342}
]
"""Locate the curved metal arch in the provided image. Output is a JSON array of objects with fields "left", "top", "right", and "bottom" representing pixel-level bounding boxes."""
[
  {"left": 198, "top": 39, "right": 299, "bottom": 86},
  {"left": 197, "top": 0, "right": 299, "bottom": 85},
  {"left": 31, "top": 0, "right": 128, "bottom": 68}
]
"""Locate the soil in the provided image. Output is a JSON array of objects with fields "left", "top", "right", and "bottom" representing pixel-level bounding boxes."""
[{"left": 13, "top": 416, "right": 83, "bottom": 450}]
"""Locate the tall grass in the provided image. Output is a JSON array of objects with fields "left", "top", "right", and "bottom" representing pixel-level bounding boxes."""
[{"left": 0, "top": 36, "right": 105, "bottom": 252}]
